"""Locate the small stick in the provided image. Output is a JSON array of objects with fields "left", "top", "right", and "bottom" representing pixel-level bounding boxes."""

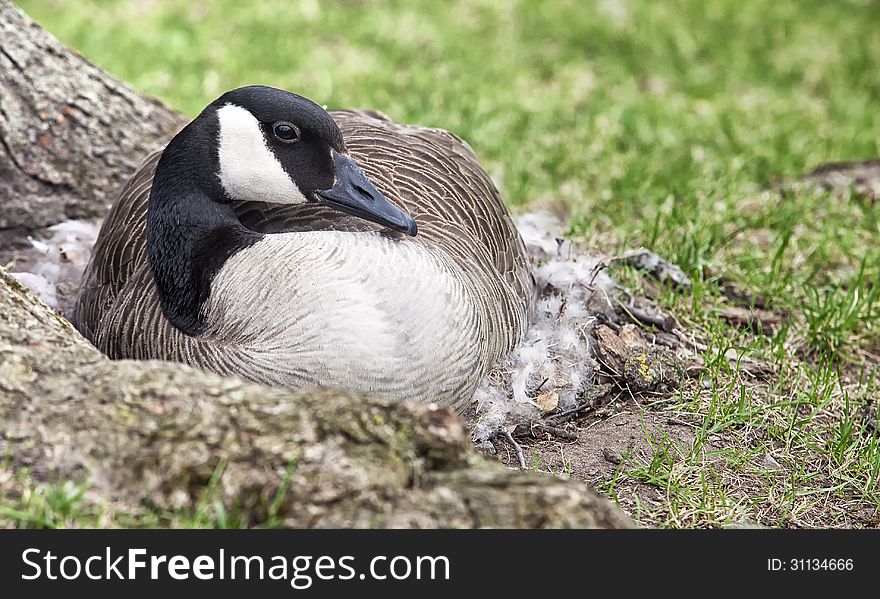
[
  {"left": 502, "top": 430, "right": 528, "bottom": 469},
  {"left": 544, "top": 401, "right": 593, "bottom": 425},
  {"left": 528, "top": 423, "right": 578, "bottom": 441},
  {"left": 583, "top": 262, "right": 607, "bottom": 307},
  {"left": 619, "top": 299, "right": 673, "bottom": 331},
  {"left": 588, "top": 261, "right": 608, "bottom": 286}
]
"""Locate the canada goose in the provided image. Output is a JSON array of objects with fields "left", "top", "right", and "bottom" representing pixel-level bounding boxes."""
[{"left": 73, "top": 85, "right": 534, "bottom": 410}]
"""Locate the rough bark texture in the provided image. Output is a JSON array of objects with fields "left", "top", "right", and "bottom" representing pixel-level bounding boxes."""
[
  {"left": 0, "top": 0, "right": 187, "bottom": 230},
  {"left": 0, "top": 268, "right": 632, "bottom": 528}
]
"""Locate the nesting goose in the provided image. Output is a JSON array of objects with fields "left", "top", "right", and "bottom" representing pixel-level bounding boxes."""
[{"left": 73, "top": 85, "right": 534, "bottom": 410}]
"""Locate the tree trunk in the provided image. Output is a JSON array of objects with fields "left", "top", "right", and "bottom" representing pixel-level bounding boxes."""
[{"left": 0, "top": 0, "right": 186, "bottom": 231}]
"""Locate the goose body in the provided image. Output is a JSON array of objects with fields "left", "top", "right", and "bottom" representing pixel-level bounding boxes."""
[{"left": 73, "top": 87, "right": 534, "bottom": 410}]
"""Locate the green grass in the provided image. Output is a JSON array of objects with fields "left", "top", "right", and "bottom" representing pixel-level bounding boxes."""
[
  {"left": 596, "top": 362, "right": 879, "bottom": 527},
  {"left": 6, "top": 0, "right": 880, "bottom": 528},
  {"left": 0, "top": 465, "right": 99, "bottom": 528},
  {"left": 0, "top": 457, "right": 288, "bottom": 529}
]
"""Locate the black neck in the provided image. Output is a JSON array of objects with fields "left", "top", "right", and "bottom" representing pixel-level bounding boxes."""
[{"left": 146, "top": 118, "right": 262, "bottom": 336}]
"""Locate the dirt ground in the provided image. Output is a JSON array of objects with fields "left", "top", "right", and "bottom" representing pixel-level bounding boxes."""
[
  {"left": 483, "top": 392, "right": 710, "bottom": 523},
  {"left": 484, "top": 366, "right": 879, "bottom": 529}
]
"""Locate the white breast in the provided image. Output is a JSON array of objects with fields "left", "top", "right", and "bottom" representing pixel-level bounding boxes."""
[{"left": 202, "top": 231, "right": 484, "bottom": 406}]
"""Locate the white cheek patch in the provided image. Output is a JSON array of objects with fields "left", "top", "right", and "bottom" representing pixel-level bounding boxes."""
[{"left": 216, "top": 103, "right": 308, "bottom": 204}]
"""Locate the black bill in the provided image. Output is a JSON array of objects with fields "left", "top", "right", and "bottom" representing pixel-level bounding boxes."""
[{"left": 317, "top": 150, "right": 418, "bottom": 236}]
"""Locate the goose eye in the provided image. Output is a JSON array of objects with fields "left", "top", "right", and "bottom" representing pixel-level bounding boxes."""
[{"left": 272, "top": 122, "right": 300, "bottom": 143}]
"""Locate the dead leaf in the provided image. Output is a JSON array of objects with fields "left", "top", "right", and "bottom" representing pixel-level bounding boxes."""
[{"left": 536, "top": 391, "right": 559, "bottom": 413}]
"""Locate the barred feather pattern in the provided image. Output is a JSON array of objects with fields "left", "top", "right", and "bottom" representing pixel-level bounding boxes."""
[{"left": 72, "top": 110, "right": 535, "bottom": 410}]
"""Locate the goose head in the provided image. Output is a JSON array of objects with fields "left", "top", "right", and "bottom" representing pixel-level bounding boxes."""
[{"left": 211, "top": 85, "right": 417, "bottom": 235}]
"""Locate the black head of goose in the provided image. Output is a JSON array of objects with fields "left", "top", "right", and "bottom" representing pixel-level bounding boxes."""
[{"left": 73, "top": 85, "right": 535, "bottom": 410}]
